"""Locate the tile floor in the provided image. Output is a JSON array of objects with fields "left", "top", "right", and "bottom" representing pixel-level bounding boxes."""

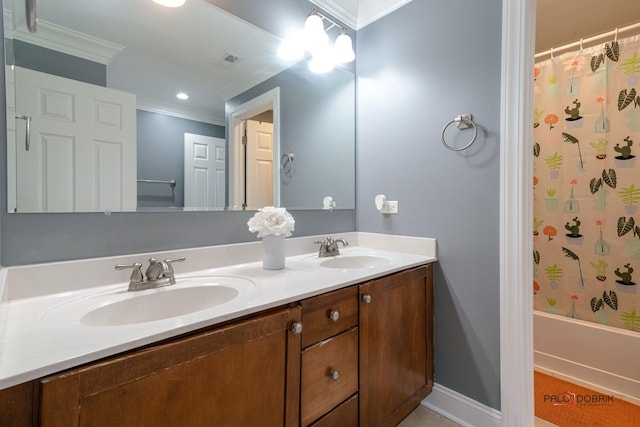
[{"left": 399, "top": 405, "right": 559, "bottom": 427}]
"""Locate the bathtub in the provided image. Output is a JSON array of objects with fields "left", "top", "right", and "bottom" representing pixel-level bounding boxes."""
[{"left": 534, "top": 310, "right": 640, "bottom": 405}]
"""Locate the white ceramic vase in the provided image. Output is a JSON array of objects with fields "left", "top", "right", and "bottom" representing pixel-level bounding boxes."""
[{"left": 262, "top": 235, "right": 286, "bottom": 270}]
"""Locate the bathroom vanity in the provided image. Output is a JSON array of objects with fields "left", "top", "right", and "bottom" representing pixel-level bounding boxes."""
[{"left": 0, "top": 233, "right": 435, "bottom": 426}]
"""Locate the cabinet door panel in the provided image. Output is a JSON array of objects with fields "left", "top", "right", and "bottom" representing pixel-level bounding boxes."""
[
  {"left": 359, "top": 266, "right": 432, "bottom": 427},
  {"left": 40, "top": 307, "right": 301, "bottom": 427},
  {"left": 0, "top": 381, "right": 36, "bottom": 427}
]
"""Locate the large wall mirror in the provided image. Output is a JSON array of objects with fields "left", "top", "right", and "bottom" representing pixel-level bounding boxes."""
[{"left": 3, "top": 0, "right": 355, "bottom": 213}]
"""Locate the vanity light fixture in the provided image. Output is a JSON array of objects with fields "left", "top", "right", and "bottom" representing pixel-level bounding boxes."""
[
  {"left": 176, "top": 92, "right": 189, "bottom": 100},
  {"left": 152, "top": 0, "right": 186, "bottom": 7},
  {"left": 278, "top": 9, "right": 355, "bottom": 74}
]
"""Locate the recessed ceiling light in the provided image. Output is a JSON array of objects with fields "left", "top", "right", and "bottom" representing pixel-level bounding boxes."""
[
  {"left": 176, "top": 92, "right": 189, "bottom": 100},
  {"left": 152, "top": 0, "right": 186, "bottom": 8}
]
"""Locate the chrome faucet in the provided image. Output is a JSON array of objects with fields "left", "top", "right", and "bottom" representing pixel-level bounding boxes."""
[
  {"left": 314, "top": 237, "right": 349, "bottom": 258},
  {"left": 115, "top": 257, "right": 186, "bottom": 291}
]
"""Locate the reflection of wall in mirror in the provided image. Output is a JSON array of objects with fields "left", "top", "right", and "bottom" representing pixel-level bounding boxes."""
[
  {"left": 137, "top": 111, "right": 224, "bottom": 209},
  {"left": 227, "top": 58, "right": 356, "bottom": 210},
  {"left": 10, "top": 40, "right": 225, "bottom": 211}
]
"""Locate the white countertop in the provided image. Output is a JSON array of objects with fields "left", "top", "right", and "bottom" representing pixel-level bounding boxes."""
[{"left": 0, "top": 232, "right": 436, "bottom": 389}]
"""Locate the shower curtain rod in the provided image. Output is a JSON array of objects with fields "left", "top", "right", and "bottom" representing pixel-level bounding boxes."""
[{"left": 535, "top": 21, "right": 640, "bottom": 60}]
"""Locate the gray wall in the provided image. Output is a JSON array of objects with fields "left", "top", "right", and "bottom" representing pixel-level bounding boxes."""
[
  {"left": 11, "top": 40, "right": 106, "bottom": 86},
  {"left": 0, "top": 0, "right": 356, "bottom": 266},
  {"left": 227, "top": 59, "right": 355, "bottom": 210},
  {"left": 356, "top": 0, "right": 502, "bottom": 410},
  {"left": 136, "top": 110, "right": 224, "bottom": 208}
]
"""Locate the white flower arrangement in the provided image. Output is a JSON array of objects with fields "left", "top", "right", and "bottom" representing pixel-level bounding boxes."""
[{"left": 247, "top": 206, "right": 295, "bottom": 238}]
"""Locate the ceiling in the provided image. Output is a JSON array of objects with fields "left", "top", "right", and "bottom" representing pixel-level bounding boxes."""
[{"left": 536, "top": 0, "right": 640, "bottom": 54}]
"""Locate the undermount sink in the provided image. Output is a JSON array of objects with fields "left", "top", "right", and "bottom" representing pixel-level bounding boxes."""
[
  {"left": 80, "top": 285, "right": 239, "bottom": 326},
  {"left": 318, "top": 254, "right": 391, "bottom": 269},
  {"left": 42, "top": 276, "right": 254, "bottom": 327}
]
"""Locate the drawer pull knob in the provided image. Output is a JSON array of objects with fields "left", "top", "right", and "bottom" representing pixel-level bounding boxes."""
[
  {"left": 329, "top": 369, "right": 340, "bottom": 381},
  {"left": 328, "top": 310, "right": 340, "bottom": 322},
  {"left": 362, "top": 294, "right": 372, "bottom": 304},
  {"left": 291, "top": 322, "right": 303, "bottom": 335}
]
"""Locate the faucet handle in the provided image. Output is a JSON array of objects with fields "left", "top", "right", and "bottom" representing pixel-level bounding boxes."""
[
  {"left": 163, "top": 257, "right": 186, "bottom": 274},
  {"left": 115, "top": 262, "right": 144, "bottom": 284}
]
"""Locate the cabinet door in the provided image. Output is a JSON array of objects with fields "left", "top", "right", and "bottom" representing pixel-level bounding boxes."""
[
  {"left": 359, "top": 265, "right": 434, "bottom": 427},
  {"left": 39, "top": 307, "right": 301, "bottom": 427},
  {"left": 0, "top": 381, "right": 35, "bottom": 427}
]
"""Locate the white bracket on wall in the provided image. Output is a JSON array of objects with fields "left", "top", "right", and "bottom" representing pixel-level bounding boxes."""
[
  {"left": 323, "top": 196, "right": 336, "bottom": 210},
  {"left": 374, "top": 194, "right": 398, "bottom": 215}
]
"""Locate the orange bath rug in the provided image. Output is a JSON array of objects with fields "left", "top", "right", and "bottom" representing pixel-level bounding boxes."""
[{"left": 534, "top": 371, "right": 640, "bottom": 427}]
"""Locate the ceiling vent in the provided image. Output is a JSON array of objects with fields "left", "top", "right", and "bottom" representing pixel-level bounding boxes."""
[{"left": 223, "top": 53, "right": 240, "bottom": 64}]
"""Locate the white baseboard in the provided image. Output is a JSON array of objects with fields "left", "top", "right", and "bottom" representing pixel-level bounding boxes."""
[{"left": 421, "top": 383, "right": 501, "bottom": 427}]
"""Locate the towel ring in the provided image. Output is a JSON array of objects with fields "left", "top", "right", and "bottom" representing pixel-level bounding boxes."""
[
  {"left": 441, "top": 113, "right": 478, "bottom": 152},
  {"left": 281, "top": 151, "right": 295, "bottom": 175}
]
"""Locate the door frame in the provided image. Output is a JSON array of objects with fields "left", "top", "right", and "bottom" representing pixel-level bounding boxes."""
[
  {"left": 228, "top": 87, "right": 280, "bottom": 209},
  {"left": 500, "top": 0, "right": 535, "bottom": 425}
]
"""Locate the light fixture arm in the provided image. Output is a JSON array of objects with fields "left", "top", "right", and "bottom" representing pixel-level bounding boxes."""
[{"left": 309, "top": 8, "right": 348, "bottom": 35}]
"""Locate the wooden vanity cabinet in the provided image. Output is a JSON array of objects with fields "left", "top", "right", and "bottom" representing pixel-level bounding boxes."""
[
  {"left": 38, "top": 306, "right": 302, "bottom": 427},
  {"left": 359, "top": 265, "right": 434, "bottom": 427},
  {"left": 2, "top": 263, "right": 434, "bottom": 427},
  {"left": 300, "top": 286, "right": 359, "bottom": 426}
]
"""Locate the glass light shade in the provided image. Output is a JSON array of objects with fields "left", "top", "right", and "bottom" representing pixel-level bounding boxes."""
[
  {"left": 277, "top": 39, "right": 305, "bottom": 61},
  {"left": 152, "top": 0, "right": 186, "bottom": 7},
  {"left": 334, "top": 32, "right": 355, "bottom": 63},
  {"left": 309, "top": 48, "right": 335, "bottom": 74},
  {"left": 176, "top": 92, "right": 189, "bottom": 100},
  {"left": 303, "top": 13, "right": 328, "bottom": 53}
]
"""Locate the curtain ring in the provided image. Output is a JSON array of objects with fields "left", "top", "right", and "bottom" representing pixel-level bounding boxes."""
[
  {"left": 550, "top": 47, "right": 554, "bottom": 60},
  {"left": 579, "top": 38, "right": 584, "bottom": 52},
  {"left": 615, "top": 28, "right": 619, "bottom": 42}
]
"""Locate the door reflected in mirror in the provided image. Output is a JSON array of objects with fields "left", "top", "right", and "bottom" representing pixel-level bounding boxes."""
[{"left": 4, "top": 0, "right": 355, "bottom": 213}]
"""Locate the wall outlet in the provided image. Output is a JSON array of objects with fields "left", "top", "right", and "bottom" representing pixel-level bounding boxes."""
[{"left": 382, "top": 201, "right": 399, "bottom": 214}]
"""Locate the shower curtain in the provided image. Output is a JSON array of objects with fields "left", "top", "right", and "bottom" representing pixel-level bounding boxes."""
[{"left": 533, "top": 33, "right": 640, "bottom": 332}]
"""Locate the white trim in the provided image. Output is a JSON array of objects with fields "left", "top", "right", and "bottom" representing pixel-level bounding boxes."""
[
  {"left": 422, "top": 383, "right": 501, "bottom": 427},
  {"left": 309, "top": 0, "right": 414, "bottom": 30},
  {"left": 136, "top": 97, "right": 225, "bottom": 127},
  {"left": 228, "top": 88, "right": 281, "bottom": 209},
  {"left": 11, "top": 19, "right": 123, "bottom": 65},
  {"left": 499, "top": 0, "right": 535, "bottom": 426}
]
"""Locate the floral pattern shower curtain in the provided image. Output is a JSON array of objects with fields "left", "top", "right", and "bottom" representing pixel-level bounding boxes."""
[{"left": 533, "top": 33, "right": 640, "bottom": 332}]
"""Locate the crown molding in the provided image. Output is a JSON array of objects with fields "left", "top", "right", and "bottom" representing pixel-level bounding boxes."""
[
  {"left": 310, "top": 0, "right": 415, "bottom": 30},
  {"left": 10, "top": 17, "right": 123, "bottom": 65},
  {"left": 136, "top": 96, "right": 225, "bottom": 127},
  {"left": 309, "top": 0, "right": 357, "bottom": 29}
]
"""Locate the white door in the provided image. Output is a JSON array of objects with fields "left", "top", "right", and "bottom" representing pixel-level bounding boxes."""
[
  {"left": 245, "top": 120, "right": 274, "bottom": 209},
  {"left": 184, "top": 133, "right": 226, "bottom": 209},
  {"left": 14, "top": 66, "right": 137, "bottom": 212}
]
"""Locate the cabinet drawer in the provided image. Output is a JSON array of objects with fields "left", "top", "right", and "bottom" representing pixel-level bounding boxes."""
[
  {"left": 301, "top": 286, "right": 358, "bottom": 347},
  {"left": 309, "top": 393, "right": 358, "bottom": 427},
  {"left": 301, "top": 328, "right": 358, "bottom": 426}
]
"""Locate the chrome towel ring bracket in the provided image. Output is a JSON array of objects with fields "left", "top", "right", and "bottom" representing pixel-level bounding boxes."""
[
  {"left": 281, "top": 151, "right": 295, "bottom": 175},
  {"left": 441, "top": 113, "right": 478, "bottom": 151}
]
